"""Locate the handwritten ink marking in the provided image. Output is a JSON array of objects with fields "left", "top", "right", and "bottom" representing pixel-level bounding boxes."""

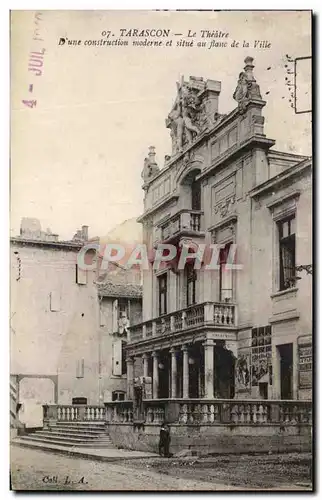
[
  {"left": 42, "top": 475, "right": 88, "bottom": 485},
  {"left": 23, "top": 11, "right": 45, "bottom": 108},
  {"left": 22, "top": 100, "right": 37, "bottom": 108}
]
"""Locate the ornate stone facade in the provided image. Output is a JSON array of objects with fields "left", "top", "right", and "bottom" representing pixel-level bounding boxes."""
[{"left": 128, "top": 57, "right": 312, "bottom": 406}]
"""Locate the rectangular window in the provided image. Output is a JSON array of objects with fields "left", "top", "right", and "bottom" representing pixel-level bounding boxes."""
[
  {"left": 112, "top": 339, "right": 122, "bottom": 376},
  {"left": 219, "top": 243, "right": 233, "bottom": 302},
  {"left": 76, "top": 264, "right": 87, "bottom": 285},
  {"left": 76, "top": 359, "right": 84, "bottom": 379},
  {"left": 186, "top": 264, "right": 197, "bottom": 307},
  {"left": 121, "top": 341, "right": 127, "bottom": 375},
  {"left": 278, "top": 215, "right": 296, "bottom": 291},
  {"left": 158, "top": 273, "right": 168, "bottom": 316}
]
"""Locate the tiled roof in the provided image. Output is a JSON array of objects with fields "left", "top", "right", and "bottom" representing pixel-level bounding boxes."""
[{"left": 97, "top": 281, "right": 142, "bottom": 299}]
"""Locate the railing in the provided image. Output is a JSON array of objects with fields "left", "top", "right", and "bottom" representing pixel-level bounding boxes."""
[
  {"left": 43, "top": 404, "right": 106, "bottom": 423},
  {"left": 176, "top": 400, "right": 312, "bottom": 425},
  {"left": 128, "top": 301, "right": 236, "bottom": 344},
  {"left": 105, "top": 400, "right": 166, "bottom": 425},
  {"left": 104, "top": 399, "right": 312, "bottom": 426},
  {"left": 105, "top": 401, "right": 133, "bottom": 424},
  {"left": 161, "top": 210, "right": 203, "bottom": 241}
]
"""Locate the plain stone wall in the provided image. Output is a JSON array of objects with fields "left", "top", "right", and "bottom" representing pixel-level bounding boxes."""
[{"left": 108, "top": 423, "right": 312, "bottom": 455}]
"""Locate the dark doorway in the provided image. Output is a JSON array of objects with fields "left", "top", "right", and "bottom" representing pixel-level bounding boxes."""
[
  {"left": 158, "top": 352, "right": 170, "bottom": 399},
  {"left": 278, "top": 343, "right": 293, "bottom": 400},
  {"left": 259, "top": 382, "right": 268, "bottom": 400},
  {"left": 191, "top": 179, "right": 201, "bottom": 211},
  {"left": 215, "top": 347, "right": 235, "bottom": 399},
  {"left": 72, "top": 397, "right": 87, "bottom": 405}
]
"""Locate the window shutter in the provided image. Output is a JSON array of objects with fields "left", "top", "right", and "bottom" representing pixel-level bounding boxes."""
[
  {"left": 50, "top": 291, "right": 60, "bottom": 311},
  {"left": 76, "top": 359, "right": 84, "bottom": 378},
  {"left": 76, "top": 264, "right": 87, "bottom": 285},
  {"left": 112, "top": 299, "right": 118, "bottom": 333},
  {"left": 99, "top": 305, "right": 106, "bottom": 326},
  {"left": 112, "top": 339, "right": 122, "bottom": 376}
]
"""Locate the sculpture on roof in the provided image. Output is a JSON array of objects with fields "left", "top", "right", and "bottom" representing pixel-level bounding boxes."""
[
  {"left": 141, "top": 146, "right": 160, "bottom": 185},
  {"left": 233, "top": 57, "right": 262, "bottom": 112},
  {"left": 166, "top": 78, "right": 203, "bottom": 154}
]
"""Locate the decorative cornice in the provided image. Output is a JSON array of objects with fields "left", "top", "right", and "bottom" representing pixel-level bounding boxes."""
[
  {"left": 207, "top": 214, "right": 238, "bottom": 233},
  {"left": 137, "top": 194, "right": 179, "bottom": 223},
  {"left": 250, "top": 157, "right": 311, "bottom": 199},
  {"left": 266, "top": 190, "right": 301, "bottom": 211},
  {"left": 10, "top": 237, "right": 83, "bottom": 251},
  {"left": 197, "top": 135, "right": 275, "bottom": 181}
]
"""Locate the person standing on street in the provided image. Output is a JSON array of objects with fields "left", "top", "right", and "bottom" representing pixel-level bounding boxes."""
[{"left": 159, "top": 422, "right": 171, "bottom": 457}]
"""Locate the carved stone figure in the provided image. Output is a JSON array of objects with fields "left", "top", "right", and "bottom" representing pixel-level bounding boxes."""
[
  {"left": 166, "top": 78, "right": 203, "bottom": 154},
  {"left": 141, "top": 146, "right": 160, "bottom": 184},
  {"left": 233, "top": 57, "right": 262, "bottom": 113},
  {"left": 233, "top": 72, "right": 251, "bottom": 104}
]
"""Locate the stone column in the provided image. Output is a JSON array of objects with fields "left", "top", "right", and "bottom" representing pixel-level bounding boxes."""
[
  {"left": 142, "top": 353, "right": 149, "bottom": 378},
  {"left": 204, "top": 340, "right": 214, "bottom": 399},
  {"left": 126, "top": 357, "right": 134, "bottom": 400},
  {"left": 182, "top": 345, "right": 189, "bottom": 399},
  {"left": 170, "top": 348, "right": 177, "bottom": 398},
  {"left": 152, "top": 351, "right": 159, "bottom": 399}
]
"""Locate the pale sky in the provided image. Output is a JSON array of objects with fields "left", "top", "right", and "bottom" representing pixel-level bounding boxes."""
[{"left": 11, "top": 10, "right": 312, "bottom": 240}]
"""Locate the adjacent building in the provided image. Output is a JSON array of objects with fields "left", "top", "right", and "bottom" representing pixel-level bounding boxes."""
[
  {"left": 126, "top": 57, "right": 312, "bottom": 404},
  {"left": 10, "top": 218, "right": 143, "bottom": 425}
]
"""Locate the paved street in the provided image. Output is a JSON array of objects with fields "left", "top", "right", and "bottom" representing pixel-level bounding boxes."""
[{"left": 10, "top": 446, "right": 312, "bottom": 491}]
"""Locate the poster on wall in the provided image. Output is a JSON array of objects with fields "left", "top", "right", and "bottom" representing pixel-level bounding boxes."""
[
  {"left": 298, "top": 342, "right": 312, "bottom": 389},
  {"left": 251, "top": 326, "right": 272, "bottom": 386},
  {"left": 235, "top": 353, "right": 251, "bottom": 392}
]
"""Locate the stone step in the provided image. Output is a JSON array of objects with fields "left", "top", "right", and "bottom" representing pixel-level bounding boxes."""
[
  {"left": 22, "top": 432, "right": 112, "bottom": 445},
  {"left": 56, "top": 421, "right": 106, "bottom": 426},
  {"left": 43, "top": 426, "right": 105, "bottom": 435},
  {"left": 19, "top": 434, "right": 114, "bottom": 448},
  {"left": 54, "top": 422, "right": 106, "bottom": 430},
  {"left": 36, "top": 430, "right": 107, "bottom": 440}
]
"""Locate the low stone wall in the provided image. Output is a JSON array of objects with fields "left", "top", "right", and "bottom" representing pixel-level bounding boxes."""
[{"left": 108, "top": 423, "right": 312, "bottom": 455}]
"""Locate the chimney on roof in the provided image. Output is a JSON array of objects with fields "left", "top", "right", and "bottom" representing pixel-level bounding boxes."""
[{"left": 81, "top": 225, "right": 89, "bottom": 241}]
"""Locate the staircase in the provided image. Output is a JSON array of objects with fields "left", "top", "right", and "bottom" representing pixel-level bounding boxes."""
[{"left": 16, "top": 421, "right": 114, "bottom": 449}]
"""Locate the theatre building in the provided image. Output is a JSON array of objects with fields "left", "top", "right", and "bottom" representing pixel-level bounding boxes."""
[{"left": 124, "top": 57, "right": 312, "bottom": 409}]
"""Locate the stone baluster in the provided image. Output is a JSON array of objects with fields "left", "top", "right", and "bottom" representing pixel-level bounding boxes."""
[
  {"left": 239, "top": 404, "right": 245, "bottom": 424},
  {"left": 209, "top": 404, "right": 215, "bottom": 423},
  {"left": 245, "top": 404, "right": 251, "bottom": 424},
  {"left": 146, "top": 407, "right": 153, "bottom": 423},
  {"left": 202, "top": 404, "right": 208, "bottom": 423},
  {"left": 182, "top": 311, "right": 187, "bottom": 330}
]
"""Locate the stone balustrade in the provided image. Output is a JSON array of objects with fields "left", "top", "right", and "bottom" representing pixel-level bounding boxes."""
[
  {"left": 105, "top": 401, "right": 133, "bottom": 424},
  {"left": 177, "top": 399, "right": 312, "bottom": 425},
  {"left": 43, "top": 404, "right": 106, "bottom": 424},
  {"left": 43, "top": 400, "right": 312, "bottom": 433},
  {"left": 160, "top": 209, "right": 203, "bottom": 241},
  {"left": 104, "top": 399, "right": 312, "bottom": 426},
  {"left": 128, "top": 301, "right": 236, "bottom": 344}
]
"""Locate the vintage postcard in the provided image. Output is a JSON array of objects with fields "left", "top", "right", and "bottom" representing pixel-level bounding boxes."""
[{"left": 10, "top": 9, "right": 312, "bottom": 492}]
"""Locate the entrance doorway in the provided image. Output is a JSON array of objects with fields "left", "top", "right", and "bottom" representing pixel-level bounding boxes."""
[
  {"left": 158, "top": 351, "right": 170, "bottom": 399},
  {"left": 259, "top": 383, "right": 268, "bottom": 399},
  {"left": 278, "top": 343, "right": 293, "bottom": 400},
  {"left": 215, "top": 346, "right": 235, "bottom": 399},
  {"left": 191, "top": 179, "right": 201, "bottom": 211}
]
